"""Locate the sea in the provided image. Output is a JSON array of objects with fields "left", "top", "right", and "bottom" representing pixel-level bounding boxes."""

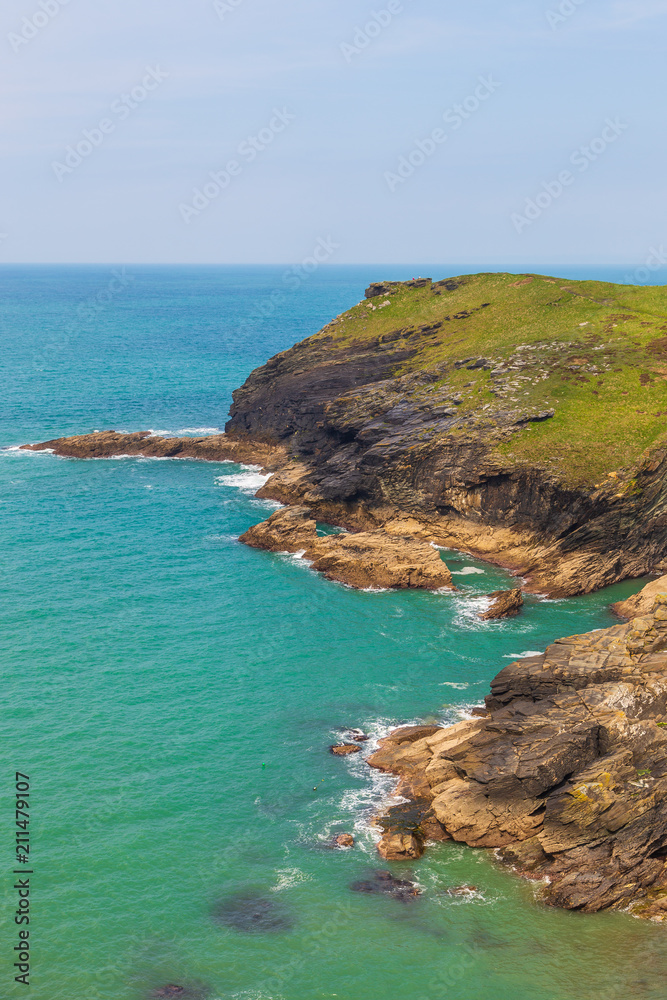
[{"left": 1, "top": 264, "right": 666, "bottom": 1000}]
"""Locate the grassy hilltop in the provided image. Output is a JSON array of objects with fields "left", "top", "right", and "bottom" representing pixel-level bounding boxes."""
[{"left": 308, "top": 273, "right": 667, "bottom": 485}]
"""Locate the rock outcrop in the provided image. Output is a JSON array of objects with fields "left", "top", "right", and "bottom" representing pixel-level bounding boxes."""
[
  {"left": 479, "top": 588, "right": 524, "bottom": 620},
  {"left": 224, "top": 274, "right": 667, "bottom": 597},
  {"left": 369, "top": 598, "right": 667, "bottom": 918},
  {"left": 330, "top": 744, "right": 362, "bottom": 756},
  {"left": 20, "top": 431, "right": 285, "bottom": 469},
  {"left": 239, "top": 507, "right": 453, "bottom": 591},
  {"left": 21, "top": 275, "right": 667, "bottom": 597},
  {"left": 613, "top": 575, "right": 667, "bottom": 620}
]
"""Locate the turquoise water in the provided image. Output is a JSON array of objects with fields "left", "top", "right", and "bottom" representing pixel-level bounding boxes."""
[{"left": 2, "top": 266, "right": 666, "bottom": 1000}]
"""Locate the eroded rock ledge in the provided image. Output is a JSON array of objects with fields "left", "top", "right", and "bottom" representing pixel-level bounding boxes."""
[
  {"left": 20, "top": 431, "right": 286, "bottom": 469},
  {"left": 240, "top": 507, "right": 453, "bottom": 591},
  {"left": 369, "top": 586, "right": 667, "bottom": 919}
]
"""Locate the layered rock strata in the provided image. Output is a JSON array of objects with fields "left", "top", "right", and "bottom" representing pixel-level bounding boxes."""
[
  {"left": 369, "top": 595, "right": 667, "bottom": 918},
  {"left": 240, "top": 507, "right": 453, "bottom": 591},
  {"left": 224, "top": 277, "right": 667, "bottom": 597},
  {"left": 479, "top": 588, "right": 524, "bottom": 620}
]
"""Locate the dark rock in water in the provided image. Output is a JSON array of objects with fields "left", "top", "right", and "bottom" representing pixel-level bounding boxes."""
[
  {"left": 212, "top": 891, "right": 293, "bottom": 933},
  {"left": 479, "top": 588, "right": 523, "bottom": 620},
  {"left": 345, "top": 728, "right": 370, "bottom": 742},
  {"left": 350, "top": 869, "right": 420, "bottom": 902},
  {"left": 149, "top": 987, "right": 208, "bottom": 999},
  {"left": 330, "top": 743, "right": 362, "bottom": 756}
]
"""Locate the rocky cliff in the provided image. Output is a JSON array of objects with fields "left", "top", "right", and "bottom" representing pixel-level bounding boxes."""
[
  {"left": 367, "top": 582, "right": 667, "bottom": 919},
  {"left": 23, "top": 274, "right": 667, "bottom": 596},
  {"left": 227, "top": 273, "right": 667, "bottom": 596}
]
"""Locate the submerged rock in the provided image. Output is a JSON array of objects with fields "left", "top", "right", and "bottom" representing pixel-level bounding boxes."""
[
  {"left": 211, "top": 891, "right": 293, "bottom": 933},
  {"left": 350, "top": 869, "right": 420, "bottom": 902},
  {"left": 368, "top": 597, "right": 667, "bottom": 918},
  {"left": 240, "top": 507, "right": 453, "bottom": 591},
  {"left": 479, "top": 588, "right": 524, "bottom": 620},
  {"left": 148, "top": 986, "right": 208, "bottom": 999}
]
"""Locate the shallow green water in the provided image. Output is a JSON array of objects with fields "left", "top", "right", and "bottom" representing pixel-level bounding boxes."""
[{"left": 1, "top": 266, "right": 665, "bottom": 1000}]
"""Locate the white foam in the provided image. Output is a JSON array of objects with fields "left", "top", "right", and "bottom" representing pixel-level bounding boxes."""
[
  {"left": 440, "top": 681, "right": 469, "bottom": 689},
  {"left": 502, "top": 650, "right": 544, "bottom": 659},
  {"left": 215, "top": 467, "right": 271, "bottom": 494},
  {"left": 451, "top": 566, "right": 486, "bottom": 576},
  {"left": 271, "top": 867, "right": 312, "bottom": 892},
  {"left": 1, "top": 445, "right": 54, "bottom": 457},
  {"left": 144, "top": 427, "right": 223, "bottom": 438},
  {"left": 177, "top": 426, "right": 223, "bottom": 435}
]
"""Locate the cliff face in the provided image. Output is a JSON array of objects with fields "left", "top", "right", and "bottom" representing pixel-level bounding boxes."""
[
  {"left": 368, "top": 586, "right": 667, "bottom": 919},
  {"left": 227, "top": 274, "right": 667, "bottom": 596}
]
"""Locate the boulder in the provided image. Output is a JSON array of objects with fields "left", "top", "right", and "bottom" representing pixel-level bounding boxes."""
[
  {"left": 479, "top": 589, "right": 524, "bottom": 620},
  {"left": 333, "top": 833, "right": 355, "bottom": 848},
  {"left": 330, "top": 744, "right": 362, "bottom": 756}
]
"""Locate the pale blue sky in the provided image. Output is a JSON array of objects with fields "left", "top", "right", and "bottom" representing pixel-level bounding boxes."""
[{"left": 1, "top": 0, "right": 666, "bottom": 265}]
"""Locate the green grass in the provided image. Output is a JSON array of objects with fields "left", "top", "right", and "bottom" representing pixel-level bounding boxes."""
[{"left": 311, "top": 273, "right": 667, "bottom": 486}]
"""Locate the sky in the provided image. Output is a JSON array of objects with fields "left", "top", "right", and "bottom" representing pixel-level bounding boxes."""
[{"left": 0, "top": 0, "right": 666, "bottom": 265}]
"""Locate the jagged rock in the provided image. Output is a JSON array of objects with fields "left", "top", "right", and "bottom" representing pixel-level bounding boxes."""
[
  {"left": 479, "top": 589, "right": 524, "bottom": 620},
  {"left": 377, "top": 831, "right": 424, "bottom": 860},
  {"left": 330, "top": 744, "right": 362, "bottom": 756},
  {"left": 368, "top": 597, "right": 667, "bottom": 918},
  {"left": 21, "top": 430, "right": 285, "bottom": 469},
  {"left": 333, "top": 834, "right": 355, "bottom": 848},
  {"left": 240, "top": 507, "right": 453, "bottom": 591},
  {"left": 612, "top": 575, "right": 667, "bottom": 619},
  {"left": 223, "top": 276, "right": 667, "bottom": 597}
]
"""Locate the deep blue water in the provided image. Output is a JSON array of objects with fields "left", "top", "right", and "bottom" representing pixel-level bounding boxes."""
[{"left": 1, "top": 265, "right": 666, "bottom": 1000}]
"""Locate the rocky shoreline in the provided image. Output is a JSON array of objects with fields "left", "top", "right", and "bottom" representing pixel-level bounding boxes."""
[
  {"left": 367, "top": 576, "right": 667, "bottom": 919},
  {"left": 20, "top": 430, "right": 286, "bottom": 469},
  {"left": 17, "top": 275, "right": 667, "bottom": 920}
]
